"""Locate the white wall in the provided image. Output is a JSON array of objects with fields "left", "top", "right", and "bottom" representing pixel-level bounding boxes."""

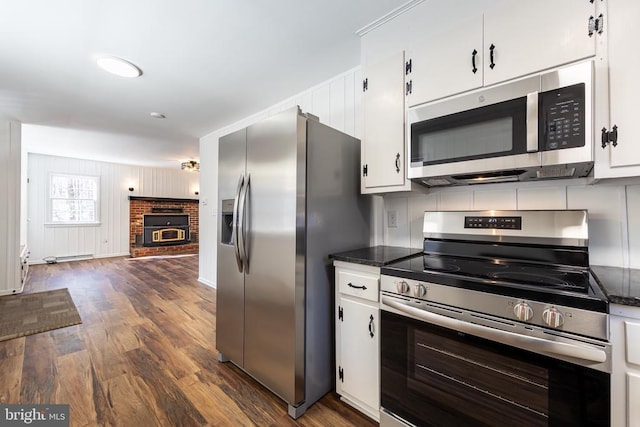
[
  {"left": 198, "top": 67, "right": 367, "bottom": 287},
  {"left": 27, "top": 153, "right": 199, "bottom": 264}
]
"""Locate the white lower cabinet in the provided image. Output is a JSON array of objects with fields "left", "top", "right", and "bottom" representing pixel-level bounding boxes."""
[
  {"left": 610, "top": 304, "right": 640, "bottom": 427},
  {"left": 334, "top": 261, "right": 380, "bottom": 421}
]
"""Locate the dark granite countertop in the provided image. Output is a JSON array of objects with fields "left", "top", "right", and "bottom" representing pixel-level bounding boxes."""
[
  {"left": 591, "top": 265, "right": 640, "bottom": 307},
  {"left": 329, "top": 245, "right": 422, "bottom": 267}
]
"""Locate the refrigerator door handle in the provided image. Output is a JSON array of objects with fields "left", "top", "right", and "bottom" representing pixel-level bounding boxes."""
[
  {"left": 232, "top": 174, "right": 244, "bottom": 273},
  {"left": 238, "top": 173, "right": 251, "bottom": 272}
]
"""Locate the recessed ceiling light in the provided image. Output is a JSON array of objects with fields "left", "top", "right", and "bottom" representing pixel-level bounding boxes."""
[
  {"left": 96, "top": 56, "right": 142, "bottom": 78},
  {"left": 150, "top": 112, "right": 166, "bottom": 119}
]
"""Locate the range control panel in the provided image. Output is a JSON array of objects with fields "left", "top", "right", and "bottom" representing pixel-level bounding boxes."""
[{"left": 464, "top": 216, "right": 522, "bottom": 229}]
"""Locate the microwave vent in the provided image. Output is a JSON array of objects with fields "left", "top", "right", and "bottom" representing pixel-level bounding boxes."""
[
  {"left": 536, "top": 167, "right": 576, "bottom": 179},
  {"left": 422, "top": 178, "right": 451, "bottom": 187}
]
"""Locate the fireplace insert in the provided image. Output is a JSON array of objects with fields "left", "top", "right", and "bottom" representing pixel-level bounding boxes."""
[{"left": 143, "top": 214, "right": 190, "bottom": 247}]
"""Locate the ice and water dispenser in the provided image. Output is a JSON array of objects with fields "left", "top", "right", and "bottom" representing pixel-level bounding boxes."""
[{"left": 220, "top": 199, "right": 234, "bottom": 245}]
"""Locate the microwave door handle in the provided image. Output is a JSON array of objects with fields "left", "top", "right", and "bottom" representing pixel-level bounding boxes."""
[
  {"left": 526, "top": 92, "right": 539, "bottom": 153},
  {"left": 381, "top": 296, "right": 607, "bottom": 364}
]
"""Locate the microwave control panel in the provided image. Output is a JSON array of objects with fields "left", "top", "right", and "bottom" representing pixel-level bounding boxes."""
[{"left": 539, "top": 83, "right": 585, "bottom": 151}]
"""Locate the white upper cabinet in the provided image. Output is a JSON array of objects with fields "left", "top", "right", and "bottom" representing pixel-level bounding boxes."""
[
  {"left": 361, "top": 51, "right": 412, "bottom": 193},
  {"left": 483, "top": 0, "right": 597, "bottom": 86},
  {"left": 595, "top": 0, "right": 640, "bottom": 178},
  {"left": 407, "top": 16, "right": 483, "bottom": 106},
  {"left": 406, "top": 0, "right": 598, "bottom": 108}
]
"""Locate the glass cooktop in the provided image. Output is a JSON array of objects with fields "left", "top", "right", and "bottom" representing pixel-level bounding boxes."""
[{"left": 382, "top": 254, "right": 608, "bottom": 312}]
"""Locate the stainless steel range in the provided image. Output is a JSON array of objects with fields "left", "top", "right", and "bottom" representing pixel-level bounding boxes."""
[{"left": 379, "top": 210, "right": 610, "bottom": 427}]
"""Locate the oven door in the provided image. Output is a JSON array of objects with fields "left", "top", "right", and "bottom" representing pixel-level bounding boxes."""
[{"left": 380, "top": 296, "right": 610, "bottom": 427}]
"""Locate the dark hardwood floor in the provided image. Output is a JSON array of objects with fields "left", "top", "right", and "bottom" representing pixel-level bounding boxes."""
[{"left": 0, "top": 256, "right": 376, "bottom": 427}]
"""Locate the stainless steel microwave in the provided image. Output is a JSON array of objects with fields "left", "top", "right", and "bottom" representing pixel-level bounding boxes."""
[{"left": 408, "top": 61, "right": 594, "bottom": 186}]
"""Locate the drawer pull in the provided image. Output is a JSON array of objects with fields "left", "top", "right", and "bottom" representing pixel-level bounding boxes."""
[{"left": 347, "top": 282, "right": 367, "bottom": 290}]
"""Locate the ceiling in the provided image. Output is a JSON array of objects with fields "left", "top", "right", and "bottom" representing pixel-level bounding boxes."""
[{"left": 0, "top": 0, "right": 410, "bottom": 168}]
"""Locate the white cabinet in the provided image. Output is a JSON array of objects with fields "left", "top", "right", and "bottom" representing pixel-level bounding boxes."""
[
  {"left": 483, "top": 0, "right": 597, "bottom": 87},
  {"left": 610, "top": 304, "right": 640, "bottom": 427},
  {"left": 407, "top": 16, "right": 484, "bottom": 106},
  {"left": 334, "top": 261, "right": 380, "bottom": 421},
  {"left": 0, "top": 120, "right": 22, "bottom": 296},
  {"left": 594, "top": 0, "right": 640, "bottom": 178},
  {"left": 407, "top": 0, "right": 598, "bottom": 107},
  {"left": 361, "top": 51, "right": 413, "bottom": 194}
]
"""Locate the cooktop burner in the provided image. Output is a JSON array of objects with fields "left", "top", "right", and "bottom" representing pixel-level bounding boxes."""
[{"left": 429, "top": 255, "right": 588, "bottom": 291}]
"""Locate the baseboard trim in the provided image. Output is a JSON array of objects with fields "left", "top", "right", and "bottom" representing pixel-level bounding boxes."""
[{"left": 198, "top": 277, "right": 216, "bottom": 288}]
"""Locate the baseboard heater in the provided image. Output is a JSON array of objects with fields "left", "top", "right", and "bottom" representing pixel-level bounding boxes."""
[{"left": 43, "top": 254, "right": 94, "bottom": 264}]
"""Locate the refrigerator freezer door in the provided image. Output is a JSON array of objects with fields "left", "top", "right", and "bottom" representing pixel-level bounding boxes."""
[
  {"left": 216, "top": 128, "right": 247, "bottom": 367},
  {"left": 244, "top": 107, "right": 306, "bottom": 405}
]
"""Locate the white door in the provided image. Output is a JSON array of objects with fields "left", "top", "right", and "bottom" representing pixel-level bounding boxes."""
[
  {"left": 484, "top": 0, "right": 597, "bottom": 86},
  {"left": 339, "top": 296, "right": 379, "bottom": 411},
  {"left": 607, "top": 0, "right": 640, "bottom": 171},
  {"left": 407, "top": 15, "right": 483, "bottom": 107},
  {"left": 362, "top": 51, "right": 406, "bottom": 191}
]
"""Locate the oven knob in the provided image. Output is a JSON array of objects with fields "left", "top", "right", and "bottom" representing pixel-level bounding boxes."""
[
  {"left": 542, "top": 307, "right": 565, "bottom": 328},
  {"left": 396, "top": 280, "right": 410, "bottom": 294},
  {"left": 413, "top": 283, "right": 427, "bottom": 298},
  {"left": 513, "top": 302, "right": 533, "bottom": 322}
]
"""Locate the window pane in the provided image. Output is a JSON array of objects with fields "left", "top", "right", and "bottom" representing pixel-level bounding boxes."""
[{"left": 49, "top": 174, "right": 98, "bottom": 223}]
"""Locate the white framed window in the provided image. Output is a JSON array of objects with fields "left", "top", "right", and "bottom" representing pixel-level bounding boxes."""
[{"left": 48, "top": 173, "right": 100, "bottom": 225}]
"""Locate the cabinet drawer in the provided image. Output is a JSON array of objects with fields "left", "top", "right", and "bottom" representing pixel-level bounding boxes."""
[{"left": 338, "top": 270, "right": 379, "bottom": 302}]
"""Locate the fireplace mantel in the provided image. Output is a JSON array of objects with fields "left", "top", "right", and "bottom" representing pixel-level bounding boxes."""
[{"left": 128, "top": 196, "right": 198, "bottom": 203}]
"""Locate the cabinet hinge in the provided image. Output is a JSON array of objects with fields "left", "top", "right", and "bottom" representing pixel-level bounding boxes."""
[
  {"left": 362, "top": 164, "right": 368, "bottom": 177},
  {"left": 405, "top": 59, "right": 412, "bottom": 75},
  {"left": 338, "top": 306, "right": 343, "bottom": 321},
  {"left": 406, "top": 80, "right": 412, "bottom": 95},
  {"left": 363, "top": 78, "right": 368, "bottom": 92},
  {"left": 588, "top": 13, "right": 604, "bottom": 37},
  {"left": 601, "top": 125, "right": 618, "bottom": 149},
  {"left": 338, "top": 367, "right": 344, "bottom": 382}
]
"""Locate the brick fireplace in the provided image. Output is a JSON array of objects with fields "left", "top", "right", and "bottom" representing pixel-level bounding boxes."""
[{"left": 129, "top": 196, "right": 199, "bottom": 258}]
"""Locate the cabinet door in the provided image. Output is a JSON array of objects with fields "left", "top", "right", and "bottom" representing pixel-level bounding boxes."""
[
  {"left": 338, "top": 296, "right": 379, "bottom": 412},
  {"left": 602, "top": 0, "right": 640, "bottom": 174},
  {"left": 484, "top": 0, "right": 596, "bottom": 86},
  {"left": 361, "top": 51, "right": 408, "bottom": 192},
  {"left": 407, "top": 15, "right": 483, "bottom": 107},
  {"left": 0, "top": 120, "right": 21, "bottom": 295}
]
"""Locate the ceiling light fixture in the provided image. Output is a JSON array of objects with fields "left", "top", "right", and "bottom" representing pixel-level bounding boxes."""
[
  {"left": 150, "top": 112, "right": 166, "bottom": 119},
  {"left": 96, "top": 56, "right": 142, "bottom": 78},
  {"left": 181, "top": 160, "right": 200, "bottom": 172}
]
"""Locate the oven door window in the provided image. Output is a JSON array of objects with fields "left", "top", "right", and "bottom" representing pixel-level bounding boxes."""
[
  {"left": 381, "top": 311, "right": 609, "bottom": 427},
  {"left": 410, "top": 97, "right": 527, "bottom": 167}
]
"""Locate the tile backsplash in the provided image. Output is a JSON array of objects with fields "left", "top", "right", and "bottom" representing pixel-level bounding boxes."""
[{"left": 382, "top": 177, "right": 640, "bottom": 268}]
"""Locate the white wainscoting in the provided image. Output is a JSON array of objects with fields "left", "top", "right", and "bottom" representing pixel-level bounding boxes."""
[
  {"left": 198, "top": 67, "right": 365, "bottom": 287},
  {"left": 27, "top": 153, "right": 199, "bottom": 264}
]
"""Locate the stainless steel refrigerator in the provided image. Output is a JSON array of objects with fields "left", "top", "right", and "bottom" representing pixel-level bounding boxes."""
[{"left": 216, "top": 106, "right": 370, "bottom": 418}]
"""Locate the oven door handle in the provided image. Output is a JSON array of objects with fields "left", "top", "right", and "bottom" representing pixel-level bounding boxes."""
[{"left": 381, "top": 297, "right": 607, "bottom": 364}]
